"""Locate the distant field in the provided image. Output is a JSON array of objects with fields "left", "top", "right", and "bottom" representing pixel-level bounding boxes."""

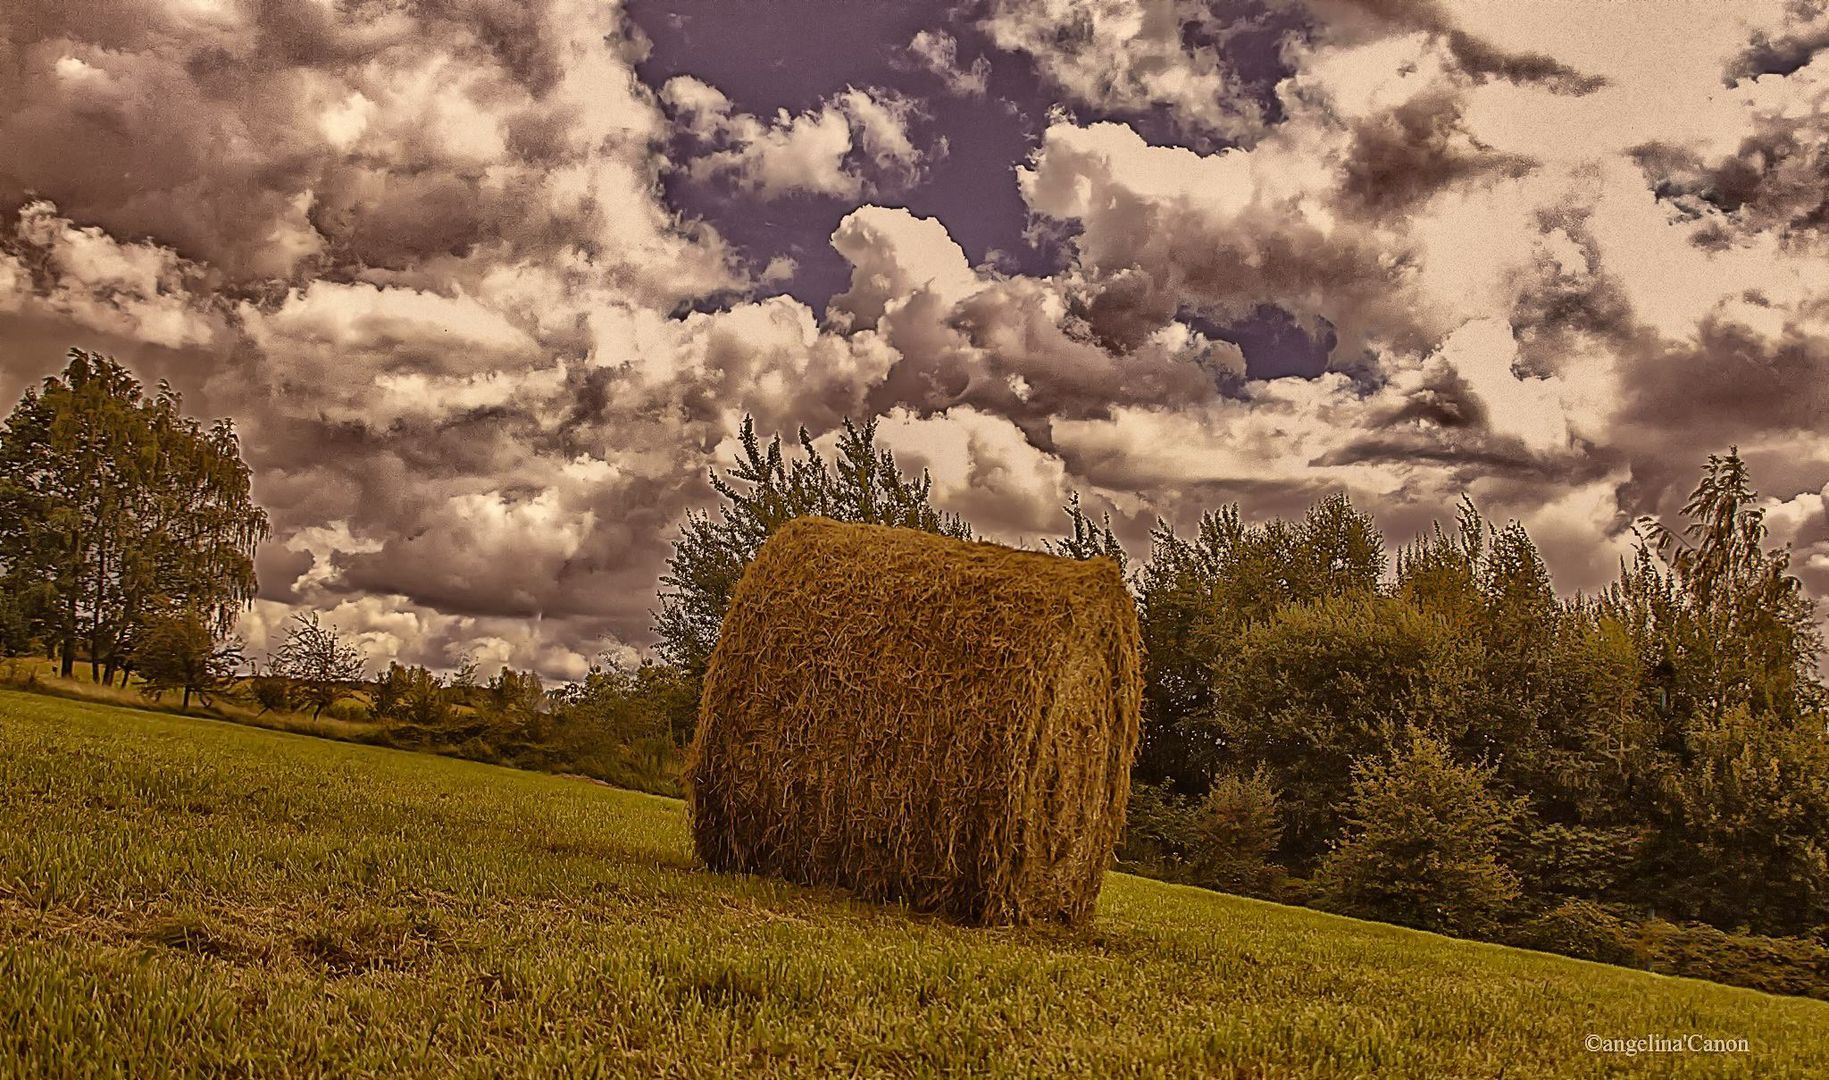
[{"left": 5, "top": 689, "right": 1828, "bottom": 1077}]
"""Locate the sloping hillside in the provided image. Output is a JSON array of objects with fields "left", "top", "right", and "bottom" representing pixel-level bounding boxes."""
[{"left": 3, "top": 688, "right": 1825, "bottom": 1078}]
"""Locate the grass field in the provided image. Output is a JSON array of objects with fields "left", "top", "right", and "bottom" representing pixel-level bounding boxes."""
[{"left": 5, "top": 689, "right": 1829, "bottom": 1077}]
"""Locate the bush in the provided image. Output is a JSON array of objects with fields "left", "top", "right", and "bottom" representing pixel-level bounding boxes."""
[
  {"left": 1185, "top": 770, "right": 1285, "bottom": 897},
  {"left": 1625, "top": 920, "right": 1829, "bottom": 1001},
  {"left": 1501, "top": 903, "right": 1829, "bottom": 1001},
  {"left": 324, "top": 698, "right": 373, "bottom": 724},
  {"left": 1507, "top": 900, "right": 1635, "bottom": 966},
  {"left": 1501, "top": 821, "right": 1648, "bottom": 901},
  {"left": 1314, "top": 734, "right": 1521, "bottom": 936},
  {"left": 248, "top": 670, "right": 297, "bottom": 714},
  {"left": 1118, "top": 782, "right": 1195, "bottom": 873},
  {"left": 1205, "top": 595, "right": 1482, "bottom": 866}
]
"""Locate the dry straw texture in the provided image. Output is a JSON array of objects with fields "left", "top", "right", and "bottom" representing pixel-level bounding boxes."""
[{"left": 684, "top": 516, "right": 1143, "bottom": 927}]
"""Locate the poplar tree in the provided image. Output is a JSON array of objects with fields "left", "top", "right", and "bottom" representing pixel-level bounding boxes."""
[{"left": 654, "top": 415, "right": 969, "bottom": 682}]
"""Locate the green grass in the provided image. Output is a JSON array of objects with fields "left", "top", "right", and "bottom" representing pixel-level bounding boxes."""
[{"left": 4, "top": 690, "right": 1827, "bottom": 1078}]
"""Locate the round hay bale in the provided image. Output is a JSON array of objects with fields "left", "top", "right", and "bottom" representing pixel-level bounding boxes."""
[{"left": 684, "top": 516, "right": 1142, "bottom": 927}]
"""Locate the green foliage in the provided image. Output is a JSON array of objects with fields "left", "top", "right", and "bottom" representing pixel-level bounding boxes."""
[
  {"left": 654, "top": 416, "right": 969, "bottom": 684},
  {"left": 1116, "top": 780, "right": 1196, "bottom": 871},
  {"left": 1642, "top": 704, "right": 1829, "bottom": 934},
  {"left": 1206, "top": 594, "right": 1481, "bottom": 864},
  {"left": 0, "top": 585, "right": 34, "bottom": 656},
  {"left": 270, "top": 612, "right": 365, "bottom": 719},
  {"left": 1623, "top": 918, "right": 1829, "bottom": 1001},
  {"left": 0, "top": 349, "right": 268, "bottom": 681},
  {"left": 1500, "top": 822, "right": 1647, "bottom": 903},
  {"left": 1117, "top": 772, "right": 1290, "bottom": 901},
  {"left": 1614, "top": 448, "right": 1823, "bottom": 725},
  {"left": 9, "top": 690, "right": 1828, "bottom": 1078},
  {"left": 133, "top": 609, "right": 243, "bottom": 712},
  {"left": 350, "top": 657, "right": 687, "bottom": 796},
  {"left": 1134, "top": 449, "right": 1827, "bottom": 960},
  {"left": 1511, "top": 899, "right": 1829, "bottom": 1001},
  {"left": 1185, "top": 769, "right": 1286, "bottom": 896},
  {"left": 1507, "top": 899, "right": 1639, "bottom": 967},
  {"left": 1315, "top": 734, "right": 1522, "bottom": 937},
  {"left": 371, "top": 662, "right": 451, "bottom": 729},
  {"left": 247, "top": 664, "right": 297, "bottom": 716},
  {"left": 1046, "top": 492, "right": 1127, "bottom": 572},
  {"left": 1133, "top": 494, "right": 1387, "bottom": 793}
]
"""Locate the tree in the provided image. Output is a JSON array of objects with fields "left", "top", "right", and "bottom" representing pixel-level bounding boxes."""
[
  {"left": 1132, "top": 493, "right": 1388, "bottom": 795},
  {"left": 1134, "top": 519, "right": 1224, "bottom": 790},
  {"left": 135, "top": 608, "right": 244, "bottom": 711},
  {"left": 484, "top": 666, "right": 544, "bottom": 730},
  {"left": 448, "top": 654, "right": 480, "bottom": 706},
  {"left": 1047, "top": 493, "right": 1127, "bottom": 572},
  {"left": 1626, "top": 448, "right": 1823, "bottom": 725},
  {"left": 0, "top": 585, "right": 32, "bottom": 657},
  {"left": 1204, "top": 593, "right": 1482, "bottom": 865},
  {"left": 0, "top": 350, "right": 267, "bottom": 681},
  {"left": 1185, "top": 769, "right": 1285, "bottom": 896},
  {"left": 654, "top": 416, "right": 969, "bottom": 711},
  {"left": 248, "top": 661, "right": 297, "bottom": 716},
  {"left": 272, "top": 612, "right": 365, "bottom": 718},
  {"left": 1641, "top": 704, "right": 1829, "bottom": 935},
  {"left": 1314, "top": 734, "right": 1522, "bottom": 936}
]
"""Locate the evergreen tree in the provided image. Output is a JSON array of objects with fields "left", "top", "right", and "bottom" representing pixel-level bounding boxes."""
[
  {"left": 1185, "top": 769, "right": 1285, "bottom": 896},
  {"left": 1315, "top": 734, "right": 1522, "bottom": 936}
]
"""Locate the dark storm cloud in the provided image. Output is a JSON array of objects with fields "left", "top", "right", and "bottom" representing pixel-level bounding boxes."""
[
  {"left": 1303, "top": 0, "right": 1605, "bottom": 93},
  {"left": 0, "top": 0, "right": 721, "bottom": 295},
  {"left": 0, "top": 0, "right": 755, "bottom": 676},
  {"left": 1620, "top": 313, "right": 1829, "bottom": 443},
  {"left": 1338, "top": 92, "right": 1536, "bottom": 217},
  {"left": 5, "top": 0, "right": 1829, "bottom": 673},
  {"left": 1729, "top": 21, "right": 1829, "bottom": 81},
  {"left": 1634, "top": 118, "right": 1829, "bottom": 246}
]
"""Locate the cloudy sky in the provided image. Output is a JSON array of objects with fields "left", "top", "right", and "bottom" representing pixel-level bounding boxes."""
[{"left": 2, "top": 0, "right": 1827, "bottom": 679}]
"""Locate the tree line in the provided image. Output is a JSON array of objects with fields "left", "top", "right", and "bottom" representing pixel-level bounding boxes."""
[
  {"left": 6, "top": 350, "right": 1828, "bottom": 997},
  {"left": 658, "top": 414, "right": 1829, "bottom": 997}
]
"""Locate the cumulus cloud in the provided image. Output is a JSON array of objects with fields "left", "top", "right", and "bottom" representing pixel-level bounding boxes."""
[
  {"left": 979, "top": 0, "right": 1269, "bottom": 142},
  {"left": 907, "top": 30, "right": 992, "bottom": 97},
  {"left": 0, "top": 0, "right": 756, "bottom": 677},
  {"left": 662, "top": 77, "right": 930, "bottom": 200},
  {"left": 4, "top": 0, "right": 1828, "bottom": 672},
  {"left": 1, "top": 201, "right": 220, "bottom": 348},
  {"left": 828, "top": 207, "right": 983, "bottom": 330}
]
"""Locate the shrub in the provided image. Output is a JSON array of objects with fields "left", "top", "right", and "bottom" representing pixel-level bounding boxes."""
[
  {"left": 324, "top": 698, "right": 373, "bottom": 724},
  {"left": 248, "top": 668, "right": 297, "bottom": 715},
  {"left": 1314, "top": 734, "right": 1521, "bottom": 936},
  {"left": 1118, "top": 782, "right": 1196, "bottom": 873},
  {"left": 1627, "top": 919, "right": 1829, "bottom": 1001},
  {"left": 1507, "top": 899, "right": 1635, "bottom": 966},
  {"left": 1185, "top": 770, "right": 1285, "bottom": 897}
]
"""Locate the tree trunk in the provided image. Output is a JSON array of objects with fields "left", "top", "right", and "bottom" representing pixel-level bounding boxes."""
[
  {"left": 59, "top": 636, "right": 75, "bottom": 678},
  {"left": 182, "top": 686, "right": 192, "bottom": 711}
]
